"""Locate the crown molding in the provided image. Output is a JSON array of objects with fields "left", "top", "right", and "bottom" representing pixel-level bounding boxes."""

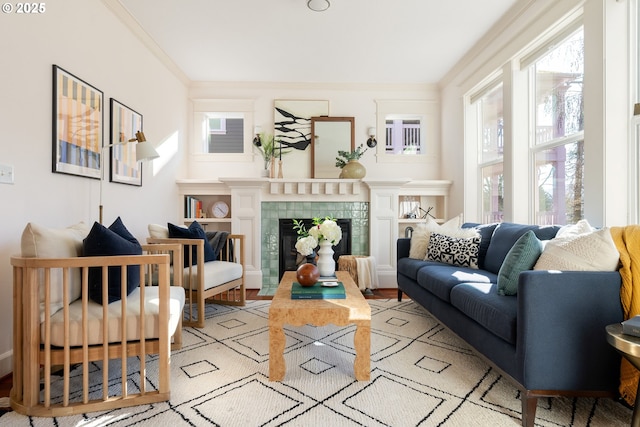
[{"left": 101, "top": 0, "right": 191, "bottom": 86}]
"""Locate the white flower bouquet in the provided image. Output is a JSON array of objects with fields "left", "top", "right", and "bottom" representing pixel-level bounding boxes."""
[
  {"left": 295, "top": 235, "right": 318, "bottom": 256},
  {"left": 293, "top": 216, "right": 342, "bottom": 256}
]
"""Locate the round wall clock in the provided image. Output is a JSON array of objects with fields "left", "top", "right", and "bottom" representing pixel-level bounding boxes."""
[{"left": 211, "top": 201, "right": 229, "bottom": 218}]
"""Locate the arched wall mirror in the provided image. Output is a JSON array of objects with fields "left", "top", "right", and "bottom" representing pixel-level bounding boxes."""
[{"left": 311, "top": 116, "right": 355, "bottom": 178}]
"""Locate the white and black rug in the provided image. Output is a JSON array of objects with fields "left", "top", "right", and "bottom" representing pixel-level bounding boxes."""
[{"left": 1, "top": 300, "right": 633, "bottom": 426}]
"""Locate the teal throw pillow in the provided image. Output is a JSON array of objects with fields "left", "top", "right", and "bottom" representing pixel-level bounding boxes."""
[{"left": 497, "top": 230, "right": 543, "bottom": 296}]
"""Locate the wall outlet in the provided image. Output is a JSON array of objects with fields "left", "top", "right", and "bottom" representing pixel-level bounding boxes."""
[{"left": 0, "top": 164, "right": 14, "bottom": 184}]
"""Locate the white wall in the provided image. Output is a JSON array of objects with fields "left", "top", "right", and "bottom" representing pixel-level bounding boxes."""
[
  {"left": 186, "top": 82, "right": 441, "bottom": 181},
  {"left": 0, "top": 0, "right": 188, "bottom": 377}
]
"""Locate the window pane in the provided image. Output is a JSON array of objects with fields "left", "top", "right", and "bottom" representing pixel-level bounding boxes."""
[
  {"left": 481, "top": 163, "right": 504, "bottom": 223},
  {"left": 534, "top": 141, "right": 584, "bottom": 225},
  {"left": 535, "top": 30, "right": 584, "bottom": 144},
  {"left": 206, "top": 114, "right": 244, "bottom": 154},
  {"left": 480, "top": 84, "right": 504, "bottom": 163},
  {"left": 385, "top": 117, "right": 422, "bottom": 154}
]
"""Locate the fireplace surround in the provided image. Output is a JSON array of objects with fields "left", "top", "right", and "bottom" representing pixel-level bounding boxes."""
[
  {"left": 278, "top": 218, "right": 352, "bottom": 281},
  {"left": 262, "top": 201, "right": 368, "bottom": 288}
]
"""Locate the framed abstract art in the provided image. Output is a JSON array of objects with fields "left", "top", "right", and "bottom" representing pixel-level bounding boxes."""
[
  {"left": 52, "top": 65, "right": 103, "bottom": 179},
  {"left": 109, "top": 98, "right": 143, "bottom": 186}
]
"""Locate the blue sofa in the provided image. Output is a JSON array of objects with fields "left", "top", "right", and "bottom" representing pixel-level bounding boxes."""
[{"left": 396, "top": 222, "right": 623, "bottom": 427}]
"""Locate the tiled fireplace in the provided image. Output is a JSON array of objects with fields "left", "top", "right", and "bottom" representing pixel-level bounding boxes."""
[{"left": 261, "top": 201, "right": 369, "bottom": 291}]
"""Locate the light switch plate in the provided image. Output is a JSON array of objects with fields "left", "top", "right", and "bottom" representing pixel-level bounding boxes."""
[{"left": 0, "top": 164, "right": 14, "bottom": 184}]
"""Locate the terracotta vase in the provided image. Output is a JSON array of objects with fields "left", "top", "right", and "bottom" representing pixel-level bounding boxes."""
[
  {"left": 339, "top": 160, "right": 366, "bottom": 179},
  {"left": 296, "top": 263, "right": 320, "bottom": 287}
]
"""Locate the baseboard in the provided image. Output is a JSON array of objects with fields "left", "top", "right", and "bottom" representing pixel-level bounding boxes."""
[{"left": 0, "top": 349, "right": 12, "bottom": 378}]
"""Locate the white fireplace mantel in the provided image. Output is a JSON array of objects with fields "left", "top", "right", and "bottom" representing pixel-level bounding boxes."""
[{"left": 177, "top": 178, "right": 452, "bottom": 289}]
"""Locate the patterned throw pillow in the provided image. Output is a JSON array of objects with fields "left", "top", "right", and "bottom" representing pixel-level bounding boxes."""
[{"left": 426, "top": 232, "right": 481, "bottom": 269}]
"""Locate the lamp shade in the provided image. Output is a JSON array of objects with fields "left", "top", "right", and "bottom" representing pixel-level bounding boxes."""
[{"left": 135, "top": 141, "right": 160, "bottom": 161}]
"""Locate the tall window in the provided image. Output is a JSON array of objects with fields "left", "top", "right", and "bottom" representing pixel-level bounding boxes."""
[
  {"left": 531, "top": 29, "right": 584, "bottom": 225},
  {"left": 476, "top": 83, "right": 504, "bottom": 223}
]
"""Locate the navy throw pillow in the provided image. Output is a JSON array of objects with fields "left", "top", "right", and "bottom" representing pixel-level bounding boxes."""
[
  {"left": 83, "top": 217, "right": 142, "bottom": 305},
  {"left": 168, "top": 221, "right": 217, "bottom": 266}
]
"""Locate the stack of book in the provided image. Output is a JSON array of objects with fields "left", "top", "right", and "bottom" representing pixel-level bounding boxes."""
[
  {"left": 622, "top": 315, "right": 640, "bottom": 337},
  {"left": 291, "top": 281, "right": 346, "bottom": 299}
]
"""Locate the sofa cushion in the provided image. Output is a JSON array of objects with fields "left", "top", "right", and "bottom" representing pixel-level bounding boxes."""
[
  {"left": 397, "top": 257, "right": 442, "bottom": 282},
  {"left": 83, "top": 218, "right": 142, "bottom": 305},
  {"left": 484, "top": 223, "right": 560, "bottom": 274},
  {"left": 426, "top": 232, "right": 481, "bottom": 269},
  {"left": 450, "top": 282, "right": 518, "bottom": 344},
  {"left": 462, "top": 222, "right": 499, "bottom": 270},
  {"left": 168, "top": 221, "right": 217, "bottom": 266},
  {"left": 534, "top": 227, "right": 620, "bottom": 271},
  {"left": 409, "top": 215, "right": 464, "bottom": 259},
  {"left": 44, "top": 285, "right": 185, "bottom": 347},
  {"left": 497, "top": 231, "right": 543, "bottom": 296},
  {"left": 21, "top": 221, "right": 91, "bottom": 319},
  {"left": 416, "top": 264, "right": 496, "bottom": 303},
  {"left": 182, "top": 260, "right": 243, "bottom": 291}
]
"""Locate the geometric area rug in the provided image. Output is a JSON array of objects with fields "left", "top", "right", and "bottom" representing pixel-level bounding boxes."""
[{"left": 1, "top": 300, "right": 632, "bottom": 426}]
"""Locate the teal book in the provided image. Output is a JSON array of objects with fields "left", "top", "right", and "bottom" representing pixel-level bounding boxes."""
[{"left": 291, "top": 282, "right": 346, "bottom": 299}]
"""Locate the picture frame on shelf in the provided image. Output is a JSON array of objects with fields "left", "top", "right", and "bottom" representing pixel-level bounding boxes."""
[
  {"left": 109, "top": 98, "right": 143, "bottom": 186},
  {"left": 51, "top": 65, "right": 103, "bottom": 179}
]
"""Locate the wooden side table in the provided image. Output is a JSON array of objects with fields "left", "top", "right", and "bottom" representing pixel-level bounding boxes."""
[{"left": 606, "top": 323, "right": 640, "bottom": 427}]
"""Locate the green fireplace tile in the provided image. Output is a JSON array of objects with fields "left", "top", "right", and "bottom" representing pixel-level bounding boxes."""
[{"left": 260, "top": 201, "right": 370, "bottom": 289}]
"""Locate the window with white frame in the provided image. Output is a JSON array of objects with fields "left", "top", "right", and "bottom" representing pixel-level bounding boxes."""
[
  {"left": 474, "top": 82, "right": 504, "bottom": 223},
  {"left": 529, "top": 28, "right": 584, "bottom": 225},
  {"left": 205, "top": 113, "right": 244, "bottom": 154},
  {"left": 385, "top": 116, "right": 423, "bottom": 154},
  {"left": 191, "top": 99, "right": 254, "bottom": 162}
]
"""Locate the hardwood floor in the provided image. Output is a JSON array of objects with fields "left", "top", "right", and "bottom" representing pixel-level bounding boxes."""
[
  {"left": 0, "top": 288, "right": 406, "bottom": 406},
  {"left": 246, "top": 287, "right": 404, "bottom": 300}
]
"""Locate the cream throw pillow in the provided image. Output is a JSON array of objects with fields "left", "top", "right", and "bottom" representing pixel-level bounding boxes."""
[
  {"left": 148, "top": 223, "right": 170, "bottom": 239},
  {"left": 408, "top": 214, "right": 476, "bottom": 260},
  {"left": 21, "top": 222, "right": 91, "bottom": 320},
  {"left": 533, "top": 226, "right": 620, "bottom": 271}
]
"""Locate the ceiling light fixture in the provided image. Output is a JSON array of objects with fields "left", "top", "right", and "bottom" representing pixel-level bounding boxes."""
[{"left": 307, "top": 0, "right": 330, "bottom": 12}]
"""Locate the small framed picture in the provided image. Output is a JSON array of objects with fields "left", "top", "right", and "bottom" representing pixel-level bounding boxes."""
[
  {"left": 52, "top": 65, "right": 103, "bottom": 179},
  {"left": 109, "top": 98, "right": 143, "bottom": 186}
]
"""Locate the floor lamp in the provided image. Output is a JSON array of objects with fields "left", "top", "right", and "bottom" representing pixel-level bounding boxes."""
[{"left": 99, "top": 131, "right": 160, "bottom": 224}]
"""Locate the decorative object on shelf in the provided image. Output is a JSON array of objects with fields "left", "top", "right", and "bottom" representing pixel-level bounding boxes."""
[
  {"left": 277, "top": 141, "right": 284, "bottom": 178},
  {"left": 336, "top": 144, "right": 368, "bottom": 178},
  {"left": 296, "top": 263, "right": 320, "bottom": 287},
  {"left": 307, "top": 0, "right": 330, "bottom": 12},
  {"left": 366, "top": 127, "right": 377, "bottom": 148},
  {"left": 211, "top": 200, "right": 229, "bottom": 218},
  {"left": 294, "top": 217, "right": 342, "bottom": 277},
  {"left": 52, "top": 65, "right": 103, "bottom": 179},
  {"left": 253, "top": 132, "right": 289, "bottom": 178},
  {"left": 274, "top": 100, "right": 329, "bottom": 151}
]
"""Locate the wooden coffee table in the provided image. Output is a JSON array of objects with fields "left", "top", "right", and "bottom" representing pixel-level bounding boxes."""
[{"left": 269, "top": 270, "right": 371, "bottom": 381}]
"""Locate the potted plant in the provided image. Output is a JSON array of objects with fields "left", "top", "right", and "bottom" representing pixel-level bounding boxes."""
[
  {"left": 335, "top": 144, "right": 368, "bottom": 179},
  {"left": 253, "top": 133, "right": 289, "bottom": 176}
]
